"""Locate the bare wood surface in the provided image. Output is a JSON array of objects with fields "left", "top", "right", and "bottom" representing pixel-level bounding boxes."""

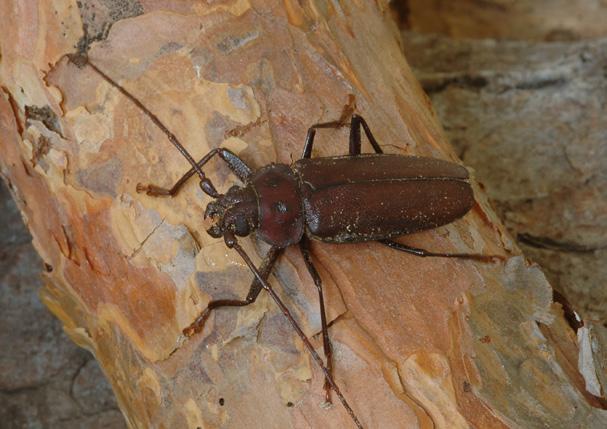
[{"left": 0, "top": 1, "right": 605, "bottom": 428}]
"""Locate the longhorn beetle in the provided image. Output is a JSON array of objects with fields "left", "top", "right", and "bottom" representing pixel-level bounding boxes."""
[{"left": 77, "top": 54, "right": 502, "bottom": 429}]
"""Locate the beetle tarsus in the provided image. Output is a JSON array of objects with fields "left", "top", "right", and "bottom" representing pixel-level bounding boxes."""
[
  {"left": 136, "top": 183, "right": 173, "bottom": 196},
  {"left": 182, "top": 310, "right": 211, "bottom": 337}
]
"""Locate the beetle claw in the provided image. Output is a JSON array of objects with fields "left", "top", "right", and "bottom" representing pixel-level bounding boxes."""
[{"left": 136, "top": 183, "right": 171, "bottom": 197}]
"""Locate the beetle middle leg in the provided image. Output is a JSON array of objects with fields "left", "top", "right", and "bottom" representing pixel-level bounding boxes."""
[
  {"left": 299, "top": 236, "right": 334, "bottom": 404},
  {"left": 183, "top": 246, "right": 283, "bottom": 336},
  {"left": 227, "top": 235, "right": 363, "bottom": 428},
  {"left": 302, "top": 112, "right": 384, "bottom": 159},
  {"left": 301, "top": 97, "right": 357, "bottom": 159},
  {"left": 137, "top": 148, "right": 252, "bottom": 197}
]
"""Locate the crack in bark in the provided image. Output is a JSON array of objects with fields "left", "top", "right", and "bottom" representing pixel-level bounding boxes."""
[
  {"left": 24, "top": 105, "right": 64, "bottom": 138},
  {"left": 128, "top": 218, "right": 165, "bottom": 260},
  {"left": 420, "top": 74, "right": 489, "bottom": 94},
  {"left": 513, "top": 77, "right": 567, "bottom": 90},
  {"left": 311, "top": 309, "right": 350, "bottom": 339},
  {"left": 518, "top": 233, "right": 607, "bottom": 253},
  {"left": 419, "top": 72, "right": 569, "bottom": 95},
  {"left": 0, "top": 86, "right": 24, "bottom": 135},
  {"left": 0, "top": 381, "right": 53, "bottom": 395}
]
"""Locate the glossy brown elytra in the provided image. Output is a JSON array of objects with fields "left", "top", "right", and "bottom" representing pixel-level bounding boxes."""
[{"left": 79, "top": 55, "right": 501, "bottom": 429}]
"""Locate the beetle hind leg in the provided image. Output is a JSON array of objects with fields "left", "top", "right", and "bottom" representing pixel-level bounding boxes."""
[
  {"left": 380, "top": 239, "right": 505, "bottom": 262},
  {"left": 299, "top": 236, "right": 334, "bottom": 404}
]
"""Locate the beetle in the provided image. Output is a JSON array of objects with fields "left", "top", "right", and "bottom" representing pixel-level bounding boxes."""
[{"left": 81, "top": 56, "right": 501, "bottom": 429}]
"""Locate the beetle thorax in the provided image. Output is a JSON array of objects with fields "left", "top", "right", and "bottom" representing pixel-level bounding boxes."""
[
  {"left": 250, "top": 164, "right": 305, "bottom": 248},
  {"left": 205, "top": 185, "right": 258, "bottom": 238}
]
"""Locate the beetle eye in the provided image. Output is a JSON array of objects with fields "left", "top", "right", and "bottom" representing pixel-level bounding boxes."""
[
  {"left": 205, "top": 202, "right": 220, "bottom": 219},
  {"left": 206, "top": 224, "right": 223, "bottom": 238},
  {"left": 233, "top": 217, "right": 250, "bottom": 237}
]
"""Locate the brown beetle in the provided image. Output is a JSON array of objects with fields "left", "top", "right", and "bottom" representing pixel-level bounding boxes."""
[{"left": 84, "top": 58, "right": 500, "bottom": 429}]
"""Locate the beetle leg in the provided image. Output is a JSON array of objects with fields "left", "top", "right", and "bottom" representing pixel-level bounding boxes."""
[
  {"left": 380, "top": 239, "right": 505, "bottom": 262},
  {"left": 301, "top": 120, "right": 348, "bottom": 159},
  {"left": 182, "top": 246, "right": 283, "bottom": 337},
  {"left": 137, "top": 148, "right": 252, "bottom": 197},
  {"left": 82, "top": 59, "right": 251, "bottom": 198},
  {"left": 301, "top": 98, "right": 357, "bottom": 159},
  {"left": 299, "top": 236, "right": 334, "bottom": 404},
  {"left": 349, "top": 114, "right": 383, "bottom": 155},
  {"left": 229, "top": 237, "right": 363, "bottom": 428},
  {"left": 84, "top": 59, "right": 212, "bottom": 189},
  {"left": 301, "top": 113, "right": 384, "bottom": 159}
]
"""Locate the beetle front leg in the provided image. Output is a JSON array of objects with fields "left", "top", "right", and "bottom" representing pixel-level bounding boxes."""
[
  {"left": 299, "top": 236, "right": 334, "bottom": 404},
  {"left": 380, "top": 239, "right": 505, "bottom": 262},
  {"left": 137, "top": 148, "right": 252, "bottom": 197},
  {"left": 183, "top": 246, "right": 283, "bottom": 336}
]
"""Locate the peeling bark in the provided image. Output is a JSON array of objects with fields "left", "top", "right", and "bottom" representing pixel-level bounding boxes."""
[{"left": 0, "top": 1, "right": 605, "bottom": 428}]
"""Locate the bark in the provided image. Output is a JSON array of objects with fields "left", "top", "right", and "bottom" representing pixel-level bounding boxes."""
[
  {"left": 0, "top": 1, "right": 605, "bottom": 428},
  {"left": 402, "top": 31, "right": 607, "bottom": 329},
  {"left": 0, "top": 182, "right": 125, "bottom": 426},
  {"left": 402, "top": 0, "right": 607, "bottom": 41}
]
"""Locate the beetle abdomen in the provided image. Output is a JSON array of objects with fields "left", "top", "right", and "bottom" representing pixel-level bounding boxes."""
[
  {"left": 302, "top": 180, "right": 474, "bottom": 242},
  {"left": 294, "top": 155, "right": 474, "bottom": 243}
]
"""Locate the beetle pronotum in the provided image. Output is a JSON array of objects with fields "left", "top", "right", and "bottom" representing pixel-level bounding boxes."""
[{"left": 75, "top": 53, "right": 501, "bottom": 429}]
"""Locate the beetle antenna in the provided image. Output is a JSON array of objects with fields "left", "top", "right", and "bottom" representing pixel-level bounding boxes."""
[
  {"left": 81, "top": 57, "right": 219, "bottom": 196},
  {"left": 227, "top": 236, "right": 363, "bottom": 429}
]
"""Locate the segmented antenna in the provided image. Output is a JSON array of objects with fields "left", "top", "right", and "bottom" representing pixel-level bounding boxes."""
[{"left": 76, "top": 55, "right": 218, "bottom": 197}]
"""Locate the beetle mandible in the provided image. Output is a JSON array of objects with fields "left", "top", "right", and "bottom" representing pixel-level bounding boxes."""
[{"left": 81, "top": 56, "right": 501, "bottom": 429}]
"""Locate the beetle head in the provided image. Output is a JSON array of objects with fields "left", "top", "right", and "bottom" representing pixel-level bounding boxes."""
[{"left": 205, "top": 185, "right": 258, "bottom": 239}]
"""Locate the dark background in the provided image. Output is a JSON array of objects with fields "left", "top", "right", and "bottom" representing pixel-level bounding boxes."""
[{"left": 0, "top": 181, "right": 125, "bottom": 428}]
